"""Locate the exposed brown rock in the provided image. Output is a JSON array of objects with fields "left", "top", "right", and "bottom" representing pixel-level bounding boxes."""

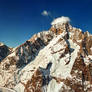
[
  {"left": 70, "top": 56, "right": 92, "bottom": 92},
  {"left": 50, "top": 26, "right": 64, "bottom": 35},
  {"left": 24, "top": 69, "right": 43, "bottom": 92}
]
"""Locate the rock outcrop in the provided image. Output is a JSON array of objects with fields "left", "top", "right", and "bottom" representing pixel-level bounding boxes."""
[{"left": 0, "top": 42, "right": 12, "bottom": 61}]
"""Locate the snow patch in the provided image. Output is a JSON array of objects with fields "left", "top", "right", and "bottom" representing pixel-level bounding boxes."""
[
  {"left": 8, "top": 52, "right": 16, "bottom": 57},
  {"left": 77, "top": 40, "right": 82, "bottom": 43},
  {"left": 90, "top": 47, "right": 92, "bottom": 51},
  {"left": 88, "top": 55, "right": 92, "bottom": 59},
  {"left": 14, "top": 83, "right": 25, "bottom": 92},
  {"left": 51, "top": 39, "right": 80, "bottom": 79},
  {"left": 0, "top": 42, "right": 4, "bottom": 46},
  {"left": 0, "top": 87, "right": 16, "bottom": 92},
  {"left": 47, "top": 79, "right": 64, "bottom": 92},
  {"left": 84, "top": 56, "right": 90, "bottom": 65}
]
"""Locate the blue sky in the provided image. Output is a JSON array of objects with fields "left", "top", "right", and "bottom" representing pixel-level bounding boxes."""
[{"left": 0, "top": 0, "right": 92, "bottom": 47}]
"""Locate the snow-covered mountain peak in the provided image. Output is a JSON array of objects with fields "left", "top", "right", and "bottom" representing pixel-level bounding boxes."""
[
  {"left": 0, "top": 18, "right": 92, "bottom": 92},
  {"left": 51, "top": 16, "right": 70, "bottom": 26},
  {"left": 50, "top": 18, "right": 75, "bottom": 36}
]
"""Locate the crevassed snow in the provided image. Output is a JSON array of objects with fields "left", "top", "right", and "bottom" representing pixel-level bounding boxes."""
[{"left": 51, "top": 16, "right": 70, "bottom": 26}]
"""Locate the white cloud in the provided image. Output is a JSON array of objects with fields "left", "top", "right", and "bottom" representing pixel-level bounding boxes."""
[
  {"left": 41, "top": 10, "right": 49, "bottom": 16},
  {"left": 51, "top": 16, "right": 70, "bottom": 25}
]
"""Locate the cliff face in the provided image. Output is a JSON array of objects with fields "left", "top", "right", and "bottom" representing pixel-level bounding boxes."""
[{"left": 0, "top": 22, "right": 92, "bottom": 92}]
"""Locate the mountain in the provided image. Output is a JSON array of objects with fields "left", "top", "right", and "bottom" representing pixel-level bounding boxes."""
[{"left": 0, "top": 16, "right": 92, "bottom": 92}]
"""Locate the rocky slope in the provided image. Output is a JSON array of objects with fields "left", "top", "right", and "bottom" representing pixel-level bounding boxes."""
[
  {"left": 0, "top": 16, "right": 92, "bottom": 92},
  {"left": 0, "top": 42, "right": 12, "bottom": 61}
]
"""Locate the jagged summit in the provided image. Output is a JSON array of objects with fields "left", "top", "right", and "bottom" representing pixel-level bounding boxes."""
[
  {"left": 49, "top": 16, "right": 75, "bottom": 36},
  {"left": 0, "top": 17, "right": 92, "bottom": 92}
]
